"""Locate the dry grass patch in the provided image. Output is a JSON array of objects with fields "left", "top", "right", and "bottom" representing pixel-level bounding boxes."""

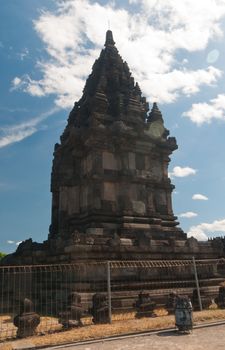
[
  {"left": 193, "top": 309, "right": 225, "bottom": 323},
  {"left": 23, "top": 314, "right": 176, "bottom": 348},
  {"left": 0, "top": 344, "right": 12, "bottom": 350},
  {"left": 1, "top": 309, "right": 225, "bottom": 349}
]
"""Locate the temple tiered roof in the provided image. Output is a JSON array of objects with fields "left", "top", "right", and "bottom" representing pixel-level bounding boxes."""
[{"left": 63, "top": 30, "right": 149, "bottom": 140}]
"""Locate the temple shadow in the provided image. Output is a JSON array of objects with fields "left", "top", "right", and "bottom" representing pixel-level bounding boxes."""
[{"left": 157, "top": 330, "right": 190, "bottom": 337}]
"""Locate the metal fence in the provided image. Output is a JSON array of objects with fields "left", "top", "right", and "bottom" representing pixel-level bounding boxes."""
[{"left": 1, "top": 258, "right": 225, "bottom": 341}]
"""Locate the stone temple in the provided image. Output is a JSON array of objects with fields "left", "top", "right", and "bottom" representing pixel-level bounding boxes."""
[
  {"left": 50, "top": 30, "right": 184, "bottom": 243},
  {"left": 3, "top": 31, "right": 224, "bottom": 264}
]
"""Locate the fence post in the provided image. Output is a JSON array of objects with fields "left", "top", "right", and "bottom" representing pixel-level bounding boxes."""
[
  {"left": 107, "top": 261, "right": 112, "bottom": 323},
  {"left": 192, "top": 256, "right": 202, "bottom": 311}
]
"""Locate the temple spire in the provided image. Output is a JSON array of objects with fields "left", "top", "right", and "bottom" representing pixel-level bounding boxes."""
[
  {"left": 65, "top": 29, "right": 149, "bottom": 130},
  {"left": 105, "top": 30, "right": 115, "bottom": 47},
  {"left": 147, "top": 102, "right": 164, "bottom": 123}
]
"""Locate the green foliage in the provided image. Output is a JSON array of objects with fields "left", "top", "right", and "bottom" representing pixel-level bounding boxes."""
[{"left": 0, "top": 252, "right": 6, "bottom": 260}]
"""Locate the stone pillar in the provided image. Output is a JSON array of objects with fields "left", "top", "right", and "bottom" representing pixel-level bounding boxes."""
[
  {"left": 166, "top": 189, "right": 173, "bottom": 215},
  {"left": 163, "top": 157, "right": 169, "bottom": 180},
  {"left": 146, "top": 185, "right": 155, "bottom": 214},
  {"left": 93, "top": 152, "right": 103, "bottom": 176}
]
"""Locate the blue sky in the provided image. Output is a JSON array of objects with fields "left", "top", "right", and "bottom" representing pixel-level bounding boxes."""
[{"left": 1, "top": 0, "right": 225, "bottom": 253}]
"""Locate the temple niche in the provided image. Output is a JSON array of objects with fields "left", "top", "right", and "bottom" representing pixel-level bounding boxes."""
[{"left": 49, "top": 30, "right": 185, "bottom": 242}]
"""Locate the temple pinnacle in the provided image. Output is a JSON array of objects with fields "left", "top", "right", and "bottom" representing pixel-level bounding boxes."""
[
  {"left": 147, "top": 102, "right": 164, "bottom": 123},
  {"left": 152, "top": 102, "right": 159, "bottom": 111},
  {"left": 105, "top": 30, "right": 115, "bottom": 47}
]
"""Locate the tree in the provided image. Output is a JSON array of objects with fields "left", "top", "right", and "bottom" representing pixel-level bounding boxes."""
[{"left": 0, "top": 252, "right": 6, "bottom": 261}]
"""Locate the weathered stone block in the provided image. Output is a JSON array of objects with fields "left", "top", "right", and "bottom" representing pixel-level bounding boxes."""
[
  {"left": 68, "top": 186, "right": 80, "bottom": 214},
  {"left": 136, "top": 154, "right": 145, "bottom": 170},
  {"left": 80, "top": 186, "right": 88, "bottom": 208},
  {"left": 86, "top": 228, "right": 103, "bottom": 235},
  {"left": 120, "top": 238, "right": 133, "bottom": 246},
  {"left": 93, "top": 197, "right": 101, "bottom": 209},
  {"left": 103, "top": 182, "right": 116, "bottom": 201},
  {"left": 132, "top": 201, "right": 146, "bottom": 215},
  {"left": 103, "top": 151, "right": 117, "bottom": 170},
  {"left": 128, "top": 152, "right": 135, "bottom": 169}
]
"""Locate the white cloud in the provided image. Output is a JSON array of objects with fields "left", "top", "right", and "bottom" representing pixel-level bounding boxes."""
[
  {"left": 12, "top": 77, "right": 22, "bottom": 88},
  {"left": 207, "top": 49, "right": 220, "bottom": 64},
  {"left": 183, "top": 94, "right": 225, "bottom": 125},
  {"left": 0, "top": 127, "right": 37, "bottom": 148},
  {"left": 12, "top": 0, "right": 225, "bottom": 108},
  {"left": 0, "top": 107, "right": 58, "bottom": 148},
  {"left": 7, "top": 240, "right": 23, "bottom": 246},
  {"left": 187, "top": 228, "right": 208, "bottom": 241},
  {"left": 188, "top": 218, "right": 225, "bottom": 241},
  {"left": 192, "top": 193, "right": 208, "bottom": 201},
  {"left": 169, "top": 166, "right": 197, "bottom": 178},
  {"left": 179, "top": 211, "right": 198, "bottom": 218},
  {"left": 140, "top": 66, "right": 221, "bottom": 104},
  {"left": 11, "top": 74, "right": 45, "bottom": 95}
]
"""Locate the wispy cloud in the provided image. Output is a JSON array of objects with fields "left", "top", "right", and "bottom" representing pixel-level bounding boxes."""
[
  {"left": 192, "top": 193, "right": 208, "bottom": 200},
  {"left": 183, "top": 94, "right": 225, "bottom": 125},
  {"left": 179, "top": 211, "right": 198, "bottom": 218},
  {"left": 169, "top": 166, "right": 197, "bottom": 178},
  {"left": 0, "top": 107, "right": 59, "bottom": 148},
  {"left": 7, "top": 240, "right": 22, "bottom": 246},
  {"left": 0, "top": 127, "right": 37, "bottom": 148},
  {"left": 207, "top": 49, "right": 220, "bottom": 64},
  {"left": 0, "top": 106, "right": 28, "bottom": 113},
  {"left": 188, "top": 218, "right": 225, "bottom": 241},
  {"left": 18, "top": 48, "right": 29, "bottom": 61},
  {"left": 11, "top": 0, "right": 225, "bottom": 108}
]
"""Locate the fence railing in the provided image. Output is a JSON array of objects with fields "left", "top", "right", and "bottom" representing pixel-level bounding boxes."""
[{"left": 1, "top": 258, "right": 225, "bottom": 341}]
